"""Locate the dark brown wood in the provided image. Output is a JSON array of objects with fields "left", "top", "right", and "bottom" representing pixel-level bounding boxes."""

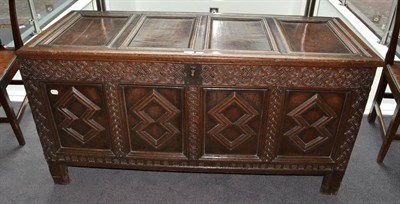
[
  {"left": 208, "top": 17, "right": 273, "bottom": 51},
  {"left": 375, "top": 64, "right": 400, "bottom": 163},
  {"left": 8, "top": 0, "right": 23, "bottom": 50},
  {"left": 204, "top": 89, "right": 265, "bottom": 158},
  {"left": 383, "top": 93, "right": 394, "bottom": 98},
  {"left": 320, "top": 171, "right": 345, "bottom": 195},
  {"left": 16, "top": 96, "right": 29, "bottom": 122},
  {"left": 368, "top": 73, "right": 387, "bottom": 123},
  {"left": 278, "top": 90, "right": 349, "bottom": 158},
  {"left": 48, "top": 162, "right": 70, "bottom": 184},
  {"left": 0, "top": 117, "right": 10, "bottom": 123},
  {"left": 385, "top": 5, "right": 400, "bottom": 65},
  {"left": 9, "top": 79, "right": 24, "bottom": 85},
  {"left": 0, "top": 87, "right": 25, "bottom": 145},
  {"left": 129, "top": 15, "right": 198, "bottom": 48},
  {"left": 377, "top": 102, "right": 400, "bottom": 162},
  {"left": 368, "top": 1, "right": 400, "bottom": 163},
  {"left": 0, "top": 51, "right": 15, "bottom": 76},
  {"left": 123, "top": 86, "right": 185, "bottom": 156},
  {"left": 51, "top": 16, "right": 128, "bottom": 46},
  {"left": 0, "top": 0, "right": 27, "bottom": 146},
  {"left": 16, "top": 11, "right": 382, "bottom": 195},
  {"left": 278, "top": 20, "right": 352, "bottom": 53}
]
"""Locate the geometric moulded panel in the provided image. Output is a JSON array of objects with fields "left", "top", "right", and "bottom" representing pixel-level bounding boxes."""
[
  {"left": 130, "top": 90, "right": 180, "bottom": 149},
  {"left": 46, "top": 84, "right": 111, "bottom": 150},
  {"left": 204, "top": 89, "right": 265, "bottom": 158},
  {"left": 285, "top": 94, "right": 337, "bottom": 152},
  {"left": 208, "top": 92, "right": 258, "bottom": 150},
  {"left": 122, "top": 86, "right": 184, "bottom": 154},
  {"left": 278, "top": 90, "right": 349, "bottom": 158},
  {"left": 55, "top": 87, "right": 105, "bottom": 144}
]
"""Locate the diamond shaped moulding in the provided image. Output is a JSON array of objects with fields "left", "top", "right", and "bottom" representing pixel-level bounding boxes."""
[
  {"left": 55, "top": 87, "right": 105, "bottom": 144},
  {"left": 208, "top": 92, "right": 259, "bottom": 151},
  {"left": 284, "top": 94, "right": 337, "bottom": 152},
  {"left": 131, "top": 89, "right": 181, "bottom": 149}
]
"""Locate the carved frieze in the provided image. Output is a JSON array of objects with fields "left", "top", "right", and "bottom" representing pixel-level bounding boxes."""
[
  {"left": 201, "top": 65, "right": 375, "bottom": 88},
  {"left": 19, "top": 59, "right": 186, "bottom": 85}
]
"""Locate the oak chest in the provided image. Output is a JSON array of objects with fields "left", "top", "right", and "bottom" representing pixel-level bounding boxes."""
[{"left": 17, "top": 11, "right": 382, "bottom": 194}]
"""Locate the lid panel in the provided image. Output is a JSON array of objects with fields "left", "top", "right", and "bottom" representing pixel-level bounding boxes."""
[
  {"left": 50, "top": 16, "right": 128, "bottom": 46},
  {"left": 208, "top": 17, "right": 273, "bottom": 51},
  {"left": 279, "top": 20, "right": 351, "bottom": 54},
  {"left": 127, "top": 16, "right": 197, "bottom": 48}
]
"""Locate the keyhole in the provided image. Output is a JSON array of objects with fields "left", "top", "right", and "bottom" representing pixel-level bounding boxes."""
[{"left": 191, "top": 69, "right": 196, "bottom": 77}]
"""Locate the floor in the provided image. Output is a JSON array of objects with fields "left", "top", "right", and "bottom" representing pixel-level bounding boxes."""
[{"left": 0, "top": 105, "right": 399, "bottom": 204}]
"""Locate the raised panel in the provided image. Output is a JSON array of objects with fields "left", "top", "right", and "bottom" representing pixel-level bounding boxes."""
[
  {"left": 207, "top": 16, "right": 276, "bottom": 52},
  {"left": 50, "top": 16, "right": 129, "bottom": 46},
  {"left": 122, "top": 86, "right": 185, "bottom": 156},
  {"left": 46, "top": 84, "right": 111, "bottom": 151},
  {"left": 126, "top": 15, "right": 198, "bottom": 49},
  {"left": 203, "top": 88, "right": 266, "bottom": 160},
  {"left": 277, "top": 90, "right": 350, "bottom": 159},
  {"left": 277, "top": 19, "right": 352, "bottom": 54}
]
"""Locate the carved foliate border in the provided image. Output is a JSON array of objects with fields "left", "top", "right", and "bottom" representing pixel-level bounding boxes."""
[
  {"left": 55, "top": 154, "right": 334, "bottom": 171},
  {"left": 19, "top": 60, "right": 375, "bottom": 89},
  {"left": 334, "top": 88, "right": 370, "bottom": 171},
  {"left": 201, "top": 65, "right": 375, "bottom": 88},
  {"left": 104, "top": 82, "right": 126, "bottom": 157},
  {"left": 24, "top": 79, "right": 57, "bottom": 161},
  {"left": 262, "top": 87, "right": 284, "bottom": 162},
  {"left": 187, "top": 86, "right": 201, "bottom": 160},
  {"left": 19, "top": 59, "right": 186, "bottom": 84}
]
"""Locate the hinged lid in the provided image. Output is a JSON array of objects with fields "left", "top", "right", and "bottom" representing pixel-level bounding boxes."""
[{"left": 17, "top": 11, "right": 383, "bottom": 67}]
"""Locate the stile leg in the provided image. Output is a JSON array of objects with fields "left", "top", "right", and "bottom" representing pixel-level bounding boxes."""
[
  {"left": 320, "top": 171, "right": 345, "bottom": 195},
  {"left": 377, "top": 104, "right": 400, "bottom": 163},
  {"left": 48, "top": 162, "right": 70, "bottom": 185},
  {"left": 0, "top": 87, "right": 25, "bottom": 145},
  {"left": 16, "top": 95, "right": 29, "bottom": 122},
  {"left": 368, "top": 72, "right": 387, "bottom": 123}
]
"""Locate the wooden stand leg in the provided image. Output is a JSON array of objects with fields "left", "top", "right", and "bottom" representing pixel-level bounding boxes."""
[
  {"left": 0, "top": 88, "right": 25, "bottom": 146},
  {"left": 377, "top": 104, "right": 400, "bottom": 163},
  {"left": 48, "top": 162, "right": 70, "bottom": 185},
  {"left": 320, "top": 171, "right": 345, "bottom": 195},
  {"left": 368, "top": 73, "right": 387, "bottom": 123}
]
